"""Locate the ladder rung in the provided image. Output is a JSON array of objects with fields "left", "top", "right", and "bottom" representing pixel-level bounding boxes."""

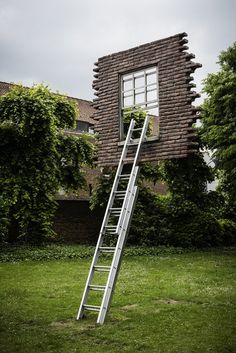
[
  {"left": 119, "top": 174, "right": 131, "bottom": 179},
  {"left": 123, "top": 158, "right": 134, "bottom": 163},
  {"left": 99, "top": 247, "right": 116, "bottom": 253},
  {"left": 127, "top": 142, "right": 139, "bottom": 146},
  {"left": 109, "top": 208, "right": 122, "bottom": 214},
  {"left": 132, "top": 128, "right": 142, "bottom": 131},
  {"left": 89, "top": 285, "right": 106, "bottom": 291},
  {"left": 109, "top": 209, "right": 121, "bottom": 216},
  {"left": 104, "top": 226, "right": 117, "bottom": 234},
  {"left": 83, "top": 304, "right": 100, "bottom": 312},
  {"left": 114, "top": 192, "right": 126, "bottom": 199},
  {"left": 94, "top": 266, "right": 111, "bottom": 272}
]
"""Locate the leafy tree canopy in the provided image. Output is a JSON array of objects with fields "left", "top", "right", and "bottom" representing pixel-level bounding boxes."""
[
  {"left": 201, "top": 42, "right": 236, "bottom": 199},
  {"left": 0, "top": 84, "right": 95, "bottom": 243}
]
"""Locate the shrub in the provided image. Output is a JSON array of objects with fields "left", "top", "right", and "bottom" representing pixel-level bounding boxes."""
[
  {"left": 0, "top": 84, "right": 95, "bottom": 244},
  {"left": 218, "top": 219, "right": 236, "bottom": 246},
  {"left": 129, "top": 192, "right": 224, "bottom": 248}
]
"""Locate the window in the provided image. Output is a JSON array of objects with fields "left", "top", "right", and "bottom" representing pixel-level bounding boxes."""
[
  {"left": 88, "top": 126, "right": 94, "bottom": 134},
  {"left": 76, "top": 121, "right": 89, "bottom": 132},
  {"left": 120, "top": 66, "right": 159, "bottom": 139}
]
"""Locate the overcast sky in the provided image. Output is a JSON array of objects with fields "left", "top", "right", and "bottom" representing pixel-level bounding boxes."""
[{"left": 0, "top": 0, "right": 235, "bottom": 102}]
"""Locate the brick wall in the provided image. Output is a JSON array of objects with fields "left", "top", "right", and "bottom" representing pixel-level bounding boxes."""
[
  {"left": 56, "top": 166, "right": 101, "bottom": 200},
  {"left": 53, "top": 200, "right": 104, "bottom": 244},
  {"left": 92, "top": 32, "right": 201, "bottom": 166}
]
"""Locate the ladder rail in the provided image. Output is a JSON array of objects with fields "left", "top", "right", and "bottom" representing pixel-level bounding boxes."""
[
  {"left": 105, "top": 186, "right": 139, "bottom": 316},
  {"left": 116, "top": 116, "right": 150, "bottom": 234},
  {"left": 97, "top": 185, "right": 139, "bottom": 324},
  {"left": 116, "top": 166, "right": 139, "bottom": 234},
  {"left": 77, "top": 119, "right": 136, "bottom": 320},
  {"left": 132, "top": 115, "right": 150, "bottom": 167}
]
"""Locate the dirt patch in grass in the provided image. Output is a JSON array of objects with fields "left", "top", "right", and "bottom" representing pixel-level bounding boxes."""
[
  {"left": 154, "top": 298, "right": 206, "bottom": 305},
  {"left": 50, "top": 319, "right": 74, "bottom": 328},
  {"left": 121, "top": 303, "right": 138, "bottom": 311},
  {"left": 155, "top": 298, "right": 181, "bottom": 305}
]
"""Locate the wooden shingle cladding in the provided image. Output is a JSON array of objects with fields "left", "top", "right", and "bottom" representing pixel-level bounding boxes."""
[{"left": 92, "top": 32, "right": 201, "bottom": 166}]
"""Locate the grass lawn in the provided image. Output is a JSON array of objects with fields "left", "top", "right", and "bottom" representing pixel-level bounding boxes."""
[{"left": 0, "top": 247, "right": 235, "bottom": 353}]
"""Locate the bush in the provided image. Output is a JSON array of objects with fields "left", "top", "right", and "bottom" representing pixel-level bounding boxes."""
[
  {"left": 128, "top": 191, "right": 232, "bottom": 248},
  {"left": 90, "top": 158, "right": 234, "bottom": 248},
  {"left": 218, "top": 219, "right": 236, "bottom": 246},
  {"left": 128, "top": 187, "right": 164, "bottom": 246},
  {"left": 0, "top": 84, "right": 94, "bottom": 244}
]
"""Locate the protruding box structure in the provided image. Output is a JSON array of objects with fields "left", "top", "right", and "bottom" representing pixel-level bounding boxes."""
[{"left": 92, "top": 32, "right": 202, "bottom": 166}]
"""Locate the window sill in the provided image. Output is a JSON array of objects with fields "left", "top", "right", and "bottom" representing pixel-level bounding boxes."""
[{"left": 118, "top": 135, "right": 159, "bottom": 146}]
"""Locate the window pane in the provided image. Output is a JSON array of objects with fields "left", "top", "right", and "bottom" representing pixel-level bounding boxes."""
[
  {"left": 135, "top": 87, "right": 144, "bottom": 95},
  {"left": 148, "top": 106, "right": 158, "bottom": 117},
  {"left": 122, "top": 73, "right": 132, "bottom": 81},
  {"left": 123, "top": 95, "right": 133, "bottom": 107},
  {"left": 134, "top": 76, "right": 144, "bottom": 88},
  {"left": 147, "top": 73, "right": 157, "bottom": 85},
  {"left": 135, "top": 92, "right": 145, "bottom": 105},
  {"left": 147, "top": 89, "right": 157, "bottom": 101},
  {"left": 146, "top": 67, "right": 156, "bottom": 75},
  {"left": 134, "top": 71, "right": 144, "bottom": 78},
  {"left": 89, "top": 126, "right": 94, "bottom": 134},
  {"left": 77, "top": 121, "right": 89, "bottom": 132},
  {"left": 124, "top": 91, "right": 133, "bottom": 98},
  {"left": 123, "top": 79, "right": 133, "bottom": 92}
]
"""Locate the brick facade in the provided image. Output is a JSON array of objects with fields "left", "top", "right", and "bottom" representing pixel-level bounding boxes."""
[
  {"left": 53, "top": 200, "right": 104, "bottom": 244},
  {"left": 92, "top": 32, "right": 201, "bottom": 166}
]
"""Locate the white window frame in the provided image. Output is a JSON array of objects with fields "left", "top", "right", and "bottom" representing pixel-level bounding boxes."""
[{"left": 120, "top": 66, "right": 159, "bottom": 140}]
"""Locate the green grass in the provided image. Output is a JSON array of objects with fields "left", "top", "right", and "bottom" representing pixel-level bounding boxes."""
[{"left": 0, "top": 248, "right": 235, "bottom": 353}]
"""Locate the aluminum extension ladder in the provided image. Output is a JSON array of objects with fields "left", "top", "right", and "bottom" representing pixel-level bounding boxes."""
[{"left": 76, "top": 115, "right": 150, "bottom": 324}]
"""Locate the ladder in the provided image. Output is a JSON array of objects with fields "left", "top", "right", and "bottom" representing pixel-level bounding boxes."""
[{"left": 76, "top": 115, "right": 150, "bottom": 324}]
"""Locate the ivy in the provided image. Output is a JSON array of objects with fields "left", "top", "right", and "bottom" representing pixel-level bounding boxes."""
[
  {"left": 0, "top": 84, "right": 95, "bottom": 243},
  {"left": 123, "top": 108, "right": 151, "bottom": 138}
]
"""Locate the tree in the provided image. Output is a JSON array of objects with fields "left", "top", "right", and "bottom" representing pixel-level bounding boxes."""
[
  {"left": 160, "top": 153, "right": 214, "bottom": 206},
  {"left": 0, "top": 84, "right": 95, "bottom": 243},
  {"left": 201, "top": 42, "right": 236, "bottom": 201},
  {"left": 89, "top": 108, "right": 219, "bottom": 248}
]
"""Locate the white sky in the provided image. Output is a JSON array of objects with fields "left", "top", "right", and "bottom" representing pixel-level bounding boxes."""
[{"left": 0, "top": 0, "right": 235, "bottom": 102}]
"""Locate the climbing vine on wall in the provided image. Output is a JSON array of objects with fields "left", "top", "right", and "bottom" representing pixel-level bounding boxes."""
[{"left": 0, "top": 84, "right": 95, "bottom": 243}]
